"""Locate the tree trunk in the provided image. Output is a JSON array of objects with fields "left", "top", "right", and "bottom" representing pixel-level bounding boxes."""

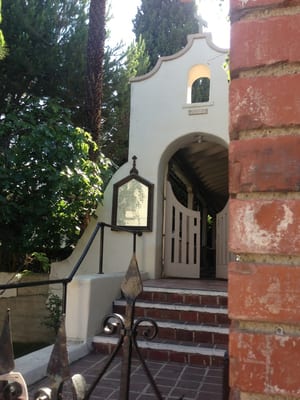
[{"left": 86, "top": 0, "right": 106, "bottom": 161}]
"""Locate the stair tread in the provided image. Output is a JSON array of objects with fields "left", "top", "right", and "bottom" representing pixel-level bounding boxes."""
[
  {"left": 141, "top": 286, "right": 228, "bottom": 296},
  {"left": 97, "top": 317, "right": 229, "bottom": 332},
  {"left": 115, "top": 299, "right": 228, "bottom": 313},
  {"left": 93, "top": 335, "right": 227, "bottom": 356},
  {"left": 136, "top": 318, "right": 229, "bottom": 331}
]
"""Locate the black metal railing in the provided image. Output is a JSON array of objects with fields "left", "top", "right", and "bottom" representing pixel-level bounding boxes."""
[{"left": 0, "top": 222, "right": 140, "bottom": 313}]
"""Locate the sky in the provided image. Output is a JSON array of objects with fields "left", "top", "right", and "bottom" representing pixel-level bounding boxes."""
[{"left": 106, "top": 0, "right": 230, "bottom": 49}]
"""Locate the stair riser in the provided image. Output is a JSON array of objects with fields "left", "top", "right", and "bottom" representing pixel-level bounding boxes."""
[
  {"left": 113, "top": 305, "right": 230, "bottom": 325},
  {"left": 93, "top": 342, "right": 225, "bottom": 367},
  {"left": 96, "top": 325, "right": 228, "bottom": 346},
  {"left": 139, "top": 292, "right": 227, "bottom": 307},
  {"left": 138, "top": 326, "right": 228, "bottom": 345}
]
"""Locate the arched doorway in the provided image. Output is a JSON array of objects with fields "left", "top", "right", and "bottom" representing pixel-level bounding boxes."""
[{"left": 162, "top": 133, "right": 229, "bottom": 279}]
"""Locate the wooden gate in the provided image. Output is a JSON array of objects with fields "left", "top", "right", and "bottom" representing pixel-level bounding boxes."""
[
  {"left": 164, "top": 182, "right": 201, "bottom": 278},
  {"left": 216, "top": 201, "right": 229, "bottom": 279}
]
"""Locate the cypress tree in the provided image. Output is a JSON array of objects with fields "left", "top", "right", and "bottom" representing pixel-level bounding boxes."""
[{"left": 133, "top": 0, "right": 199, "bottom": 70}]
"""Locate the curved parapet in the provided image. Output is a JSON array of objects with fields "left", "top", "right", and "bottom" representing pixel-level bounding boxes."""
[{"left": 131, "top": 32, "right": 228, "bottom": 83}]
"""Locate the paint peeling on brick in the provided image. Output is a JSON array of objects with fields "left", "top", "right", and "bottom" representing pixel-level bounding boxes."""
[
  {"left": 229, "top": 199, "right": 300, "bottom": 255},
  {"left": 229, "top": 263, "right": 300, "bottom": 323},
  {"left": 237, "top": 202, "right": 290, "bottom": 249}
]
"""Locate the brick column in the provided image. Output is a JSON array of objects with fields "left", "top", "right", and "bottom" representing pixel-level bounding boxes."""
[{"left": 228, "top": 1, "right": 300, "bottom": 399}]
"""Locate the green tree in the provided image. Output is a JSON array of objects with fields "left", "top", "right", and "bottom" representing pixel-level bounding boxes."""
[
  {"left": 0, "top": 0, "right": 153, "bottom": 272},
  {"left": 0, "top": 0, "right": 7, "bottom": 60},
  {"left": 102, "top": 37, "right": 150, "bottom": 165},
  {"left": 0, "top": 0, "right": 89, "bottom": 125},
  {"left": 86, "top": 0, "right": 106, "bottom": 160},
  {"left": 1, "top": 0, "right": 130, "bottom": 164},
  {"left": 191, "top": 77, "right": 210, "bottom": 103},
  {"left": 0, "top": 96, "right": 111, "bottom": 271},
  {"left": 133, "top": 0, "right": 199, "bottom": 70}
]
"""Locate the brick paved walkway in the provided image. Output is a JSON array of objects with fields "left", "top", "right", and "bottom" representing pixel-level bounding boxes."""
[{"left": 28, "top": 352, "right": 224, "bottom": 400}]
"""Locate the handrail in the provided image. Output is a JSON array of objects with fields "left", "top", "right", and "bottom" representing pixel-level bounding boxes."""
[{"left": 0, "top": 222, "right": 140, "bottom": 313}]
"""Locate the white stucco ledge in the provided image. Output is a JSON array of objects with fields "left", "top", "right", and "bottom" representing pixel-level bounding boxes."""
[
  {"left": 66, "top": 272, "right": 124, "bottom": 343},
  {"left": 65, "top": 271, "right": 149, "bottom": 343},
  {"left": 15, "top": 341, "right": 90, "bottom": 386}
]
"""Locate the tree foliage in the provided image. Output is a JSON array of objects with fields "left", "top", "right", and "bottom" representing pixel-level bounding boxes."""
[
  {"left": 0, "top": 0, "right": 7, "bottom": 59},
  {"left": 0, "top": 0, "right": 145, "bottom": 167},
  {"left": 102, "top": 37, "right": 150, "bottom": 165},
  {"left": 0, "top": 0, "right": 152, "bottom": 271},
  {"left": 0, "top": 0, "right": 89, "bottom": 125},
  {"left": 0, "top": 96, "right": 111, "bottom": 271},
  {"left": 133, "top": 0, "right": 199, "bottom": 70}
]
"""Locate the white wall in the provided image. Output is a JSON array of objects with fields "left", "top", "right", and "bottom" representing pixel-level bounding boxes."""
[
  {"left": 65, "top": 273, "right": 124, "bottom": 342},
  {"left": 65, "top": 271, "right": 149, "bottom": 343}
]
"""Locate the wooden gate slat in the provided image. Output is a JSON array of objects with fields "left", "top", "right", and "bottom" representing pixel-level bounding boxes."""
[{"left": 164, "top": 182, "right": 201, "bottom": 278}]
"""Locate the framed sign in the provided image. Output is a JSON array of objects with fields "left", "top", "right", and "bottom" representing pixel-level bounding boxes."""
[{"left": 112, "top": 157, "right": 154, "bottom": 231}]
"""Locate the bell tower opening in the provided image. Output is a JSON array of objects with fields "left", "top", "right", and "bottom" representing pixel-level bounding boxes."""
[{"left": 187, "top": 64, "right": 211, "bottom": 104}]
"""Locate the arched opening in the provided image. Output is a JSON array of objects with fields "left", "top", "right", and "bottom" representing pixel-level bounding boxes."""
[
  {"left": 187, "top": 64, "right": 211, "bottom": 104},
  {"left": 191, "top": 77, "right": 210, "bottom": 103},
  {"left": 162, "top": 133, "right": 229, "bottom": 279}
]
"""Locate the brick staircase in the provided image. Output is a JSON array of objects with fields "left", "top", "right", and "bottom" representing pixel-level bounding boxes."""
[{"left": 92, "top": 280, "right": 229, "bottom": 366}]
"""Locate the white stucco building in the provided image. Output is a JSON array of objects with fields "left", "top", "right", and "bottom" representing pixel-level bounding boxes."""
[
  {"left": 52, "top": 32, "right": 229, "bottom": 281},
  {"left": 51, "top": 33, "right": 229, "bottom": 341}
]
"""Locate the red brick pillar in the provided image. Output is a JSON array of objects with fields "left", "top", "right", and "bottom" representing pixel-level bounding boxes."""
[{"left": 228, "top": 1, "right": 300, "bottom": 398}]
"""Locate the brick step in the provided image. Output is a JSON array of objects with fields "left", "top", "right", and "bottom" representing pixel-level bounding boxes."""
[
  {"left": 95, "top": 316, "right": 228, "bottom": 345},
  {"left": 113, "top": 299, "right": 230, "bottom": 325},
  {"left": 139, "top": 286, "right": 228, "bottom": 307},
  {"left": 92, "top": 283, "right": 229, "bottom": 366},
  {"left": 92, "top": 335, "right": 227, "bottom": 367},
  {"left": 136, "top": 319, "right": 229, "bottom": 345}
]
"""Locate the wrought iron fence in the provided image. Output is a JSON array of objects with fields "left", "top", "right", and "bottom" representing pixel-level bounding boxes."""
[
  {"left": 0, "top": 252, "right": 173, "bottom": 400},
  {"left": 0, "top": 223, "right": 230, "bottom": 400}
]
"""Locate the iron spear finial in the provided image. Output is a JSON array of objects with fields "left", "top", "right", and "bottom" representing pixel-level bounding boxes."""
[
  {"left": 121, "top": 253, "right": 143, "bottom": 304},
  {"left": 46, "top": 314, "right": 70, "bottom": 395}
]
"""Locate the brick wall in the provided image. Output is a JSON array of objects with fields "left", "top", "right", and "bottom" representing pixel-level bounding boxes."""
[{"left": 228, "top": 0, "right": 300, "bottom": 399}]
